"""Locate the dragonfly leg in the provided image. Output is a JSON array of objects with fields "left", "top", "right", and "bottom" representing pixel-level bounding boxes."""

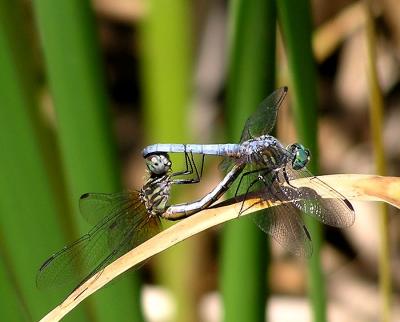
[
  {"left": 238, "top": 177, "right": 262, "bottom": 215},
  {"left": 198, "top": 153, "right": 205, "bottom": 179},
  {"left": 234, "top": 166, "right": 276, "bottom": 197},
  {"left": 241, "top": 173, "right": 282, "bottom": 216},
  {"left": 188, "top": 151, "right": 202, "bottom": 182},
  {"left": 237, "top": 167, "right": 275, "bottom": 215},
  {"left": 170, "top": 149, "right": 193, "bottom": 176},
  {"left": 234, "top": 168, "right": 261, "bottom": 197},
  {"left": 171, "top": 151, "right": 204, "bottom": 184},
  {"left": 172, "top": 154, "right": 199, "bottom": 184},
  {"left": 282, "top": 166, "right": 298, "bottom": 189}
]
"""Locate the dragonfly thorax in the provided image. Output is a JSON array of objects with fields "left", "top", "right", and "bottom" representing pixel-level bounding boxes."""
[
  {"left": 140, "top": 174, "right": 172, "bottom": 216},
  {"left": 239, "top": 135, "right": 287, "bottom": 168},
  {"left": 141, "top": 152, "right": 175, "bottom": 216}
]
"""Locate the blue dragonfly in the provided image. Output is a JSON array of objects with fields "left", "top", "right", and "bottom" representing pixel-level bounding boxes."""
[
  {"left": 143, "top": 87, "right": 355, "bottom": 256},
  {"left": 36, "top": 153, "right": 200, "bottom": 291}
]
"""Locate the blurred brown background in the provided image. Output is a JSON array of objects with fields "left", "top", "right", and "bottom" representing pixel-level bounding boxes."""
[{"left": 1, "top": 0, "right": 399, "bottom": 321}]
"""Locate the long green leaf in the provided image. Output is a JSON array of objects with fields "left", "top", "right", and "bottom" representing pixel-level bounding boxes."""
[
  {"left": 0, "top": 3, "right": 84, "bottom": 319},
  {"left": 139, "top": 1, "right": 193, "bottom": 321},
  {"left": 32, "top": 0, "right": 143, "bottom": 320},
  {"left": 364, "top": 2, "right": 391, "bottom": 321},
  {"left": 221, "top": 1, "right": 276, "bottom": 321},
  {"left": 0, "top": 253, "right": 30, "bottom": 321},
  {"left": 277, "top": 1, "right": 325, "bottom": 322}
]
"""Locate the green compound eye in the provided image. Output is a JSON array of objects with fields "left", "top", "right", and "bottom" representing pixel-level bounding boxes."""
[{"left": 288, "top": 143, "right": 310, "bottom": 170}]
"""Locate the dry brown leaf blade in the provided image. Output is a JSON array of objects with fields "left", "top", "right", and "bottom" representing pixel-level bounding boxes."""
[{"left": 40, "top": 174, "right": 400, "bottom": 322}]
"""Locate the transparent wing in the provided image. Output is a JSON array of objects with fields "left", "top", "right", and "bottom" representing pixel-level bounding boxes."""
[
  {"left": 219, "top": 156, "right": 235, "bottom": 174},
  {"left": 251, "top": 179, "right": 313, "bottom": 257},
  {"left": 220, "top": 87, "right": 288, "bottom": 172},
  {"left": 79, "top": 192, "right": 133, "bottom": 225},
  {"left": 279, "top": 165, "right": 355, "bottom": 228},
  {"left": 221, "top": 145, "right": 287, "bottom": 196},
  {"left": 36, "top": 191, "right": 161, "bottom": 291},
  {"left": 239, "top": 87, "right": 288, "bottom": 142},
  {"left": 219, "top": 161, "right": 261, "bottom": 198}
]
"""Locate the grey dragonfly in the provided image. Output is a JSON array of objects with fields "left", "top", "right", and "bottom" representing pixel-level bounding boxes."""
[
  {"left": 143, "top": 87, "right": 355, "bottom": 257},
  {"left": 36, "top": 153, "right": 199, "bottom": 291}
]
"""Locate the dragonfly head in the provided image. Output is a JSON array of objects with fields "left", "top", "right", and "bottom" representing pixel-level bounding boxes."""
[
  {"left": 287, "top": 143, "right": 310, "bottom": 170},
  {"left": 145, "top": 153, "right": 172, "bottom": 176}
]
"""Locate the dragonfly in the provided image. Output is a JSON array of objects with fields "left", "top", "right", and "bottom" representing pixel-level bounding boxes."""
[
  {"left": 143, "top": 87, "right": 355, "bottom": 257},
  {"left": 36, "top": 152, "right": 202, "bottom": 291}
]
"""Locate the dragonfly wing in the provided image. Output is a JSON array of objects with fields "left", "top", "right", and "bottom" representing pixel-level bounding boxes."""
[
  {"left": 239, "top": 87, "right": 288, "bottom": 142},
  {"left": 37, "top": 191, "right": 160, "bottom": 291},
  {"left": 220, "top": 88, "right": 288, "bottom": 173},
  {"left": 36, "top": 223, "right": 114, "bottom": 291},
  {"left": 251, "top": 179, "right": 313, "bottom": 257},
  {"left": 219, "top": 157, "right": 235, "bottom": 174},
  {"left": 79, "top": 192, "right": 133, "bottom": 225},
  {"left": 280, "top": 165, "right": 355, "bottom": 228},
  {"left": 218, "top": 160, "right": 264, "bottom": 199},
  {"left": 108, "top": 192, "right": 161, "bottom": 251},
  {"left": 224, "top": 147, "right": 287, "bottom": 197}
]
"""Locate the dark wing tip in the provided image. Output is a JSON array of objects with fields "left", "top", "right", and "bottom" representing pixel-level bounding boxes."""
[
  {"left": 80, "top": 193, "right": 90, "bottom": 200},
  {"left": 274, "top": 86, "right": 288, "bottom": 109},
  {"left": 38, "top": 255, "right": 54, "bottom": 272},
  {"left": 303, "top": 225, "right": 312, "bottom": 241},
  {"left": 344, "top": 199, "right": 355, "bottom": 211},
  {"left": 301, "top": 225, "right": 314, "bottom": 258}
]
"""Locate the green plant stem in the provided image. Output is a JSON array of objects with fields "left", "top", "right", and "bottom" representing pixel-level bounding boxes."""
[
  {"left": 139, "top": 1, "right": 193, "bottom": 321},
  {"left": 277, "top": 1, "right": 326, "bottom": 322},
  {"left": 364, "top": 2, "right": 391, "bottom": 321},
  {"left": 32, "top": 1, "right": 143, "bottom": 321},
  {"left": 0, "top": 2, "right": 84, "bottom": 319},
  {"left": 221, "top": 1, "right": 276, "bottom": 321}
]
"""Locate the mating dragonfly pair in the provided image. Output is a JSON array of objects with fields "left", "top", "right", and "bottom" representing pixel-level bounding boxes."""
[{"left": 37, "top": 87, "right": 355, "bottom": 291}]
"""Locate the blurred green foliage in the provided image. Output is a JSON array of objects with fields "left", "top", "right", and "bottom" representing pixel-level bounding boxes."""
[
  {"left": 220, "top": 0, "right": 276, "bottom": 321},
  {"left": 0, "top": 0, "right": 357, "bottom": 321},
  {"left": 277, "top": 1, "right": 325, "bottom": 321},
  {"left": 139, "top": 1, "right": 194, "bottom": 322}
]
